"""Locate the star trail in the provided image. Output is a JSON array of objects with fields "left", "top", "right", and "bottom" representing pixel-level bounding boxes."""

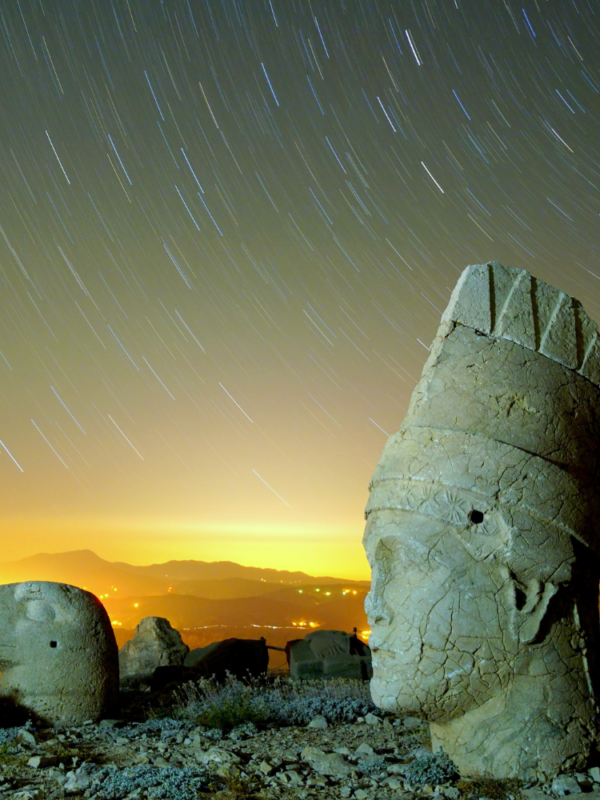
[{"left": 1, "top": 0, "right": 600, "bottom": 578}]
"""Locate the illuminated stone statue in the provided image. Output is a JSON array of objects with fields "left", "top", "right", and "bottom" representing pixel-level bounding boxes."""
[
  {"left": 364, "top": 262, "right": 600, "bottom": 780},
  {"left": 0, "top": 581, "right": 118, "bottom": 725}
]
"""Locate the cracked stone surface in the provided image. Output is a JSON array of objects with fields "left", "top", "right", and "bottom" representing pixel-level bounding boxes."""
[
  {"left": 363, "top": 261, "right": 600, "bottom": 781},
  {"left": 0, "top": 582, "right": 119, "bottom": 726}
]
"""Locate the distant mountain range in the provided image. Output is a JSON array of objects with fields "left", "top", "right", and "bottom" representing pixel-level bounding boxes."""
[
  {"left": 0, "top": 549, "right": 369, "bottom": 598},
  {"left": 0, "top": 550, "right": 370, "bottom": 664}
]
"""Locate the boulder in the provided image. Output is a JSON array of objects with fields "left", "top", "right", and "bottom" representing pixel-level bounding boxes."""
[
  {"left": 288, "top": 630, "right": 372, "bottom": 680},
  {"left": 0, "top": 581, "right": 118, "bottom": 726},
  {"left": 185, "top": 637, "right": 268, "bottom": 681},
  {"left": 118, "top": 616, "right": 188, "bottom": 681}
]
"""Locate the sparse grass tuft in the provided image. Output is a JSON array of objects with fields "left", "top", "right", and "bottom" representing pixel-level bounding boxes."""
[
  {"left": 0, "top": 740, "right": 29, "bottom": 775},
  {"left": 171, "top": 674, "right": 377, "bottom": 731},
  {"left": 190, "top": 679, "right": 265, "bottom": 732},
  {"left": 403, "top": 750, "right": 459, "bottom": 786},
  {"left": 208, "top": 774, "right": 262, "bottom": 799}
]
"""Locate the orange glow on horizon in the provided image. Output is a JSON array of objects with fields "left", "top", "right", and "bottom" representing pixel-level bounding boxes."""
[{"left": 1, "top": 514, "right": 371, "bottom": 580}]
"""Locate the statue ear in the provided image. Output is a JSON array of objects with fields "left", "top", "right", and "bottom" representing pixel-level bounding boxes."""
[{"left": 507, "top": 577, "right": 558, "bottom": 644}]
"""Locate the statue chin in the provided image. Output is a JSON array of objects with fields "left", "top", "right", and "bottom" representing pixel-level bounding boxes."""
[
  {"left": 369, "top": 670, "right": 422, "bottom": 715},
  {"left": 370, "top": 647, "right": 486, "bottom": 722}
]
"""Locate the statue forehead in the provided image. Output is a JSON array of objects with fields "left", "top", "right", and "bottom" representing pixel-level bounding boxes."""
[
  {"left": 367, "top": 427, "right": 592, "bottom": 555},
  {"left": 366, "top": 480, "right": 492, "bottom": 530},
  {"left": 0, "top": 581, "right": 97, "bottom": 626},
  {"left": 363, "top": 505, "right": 511, "bottom": 571}
]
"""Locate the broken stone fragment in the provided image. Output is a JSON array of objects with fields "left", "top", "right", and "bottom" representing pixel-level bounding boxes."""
[
  {"left": 301, "top": 745, "right": 353, "bottom": 777},
  {"left": 307, "top": 714, "right": 328, "bottom": 729},
  {"left": 118, "top": 616, "right": 189, "bottom": 681}
]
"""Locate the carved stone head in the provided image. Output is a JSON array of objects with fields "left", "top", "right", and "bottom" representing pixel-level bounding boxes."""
[
  {"left": 0, "top": 581, "right": 118, "bottom": 725},
  {"left": 364, "top": 262, "right": 600, "bottom": 780}
]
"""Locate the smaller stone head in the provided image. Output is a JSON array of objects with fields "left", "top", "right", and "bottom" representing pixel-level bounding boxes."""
[{"left": 0, "top": 581, "right": 119, "bottom": 726}]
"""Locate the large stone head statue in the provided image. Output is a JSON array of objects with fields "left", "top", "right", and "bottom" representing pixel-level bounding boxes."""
[
  {"left": 364, "top": 262, "right": 600, "bottom": 780},
  {"left": 0, "top": 581, "right": 118, "bottom": 726}
]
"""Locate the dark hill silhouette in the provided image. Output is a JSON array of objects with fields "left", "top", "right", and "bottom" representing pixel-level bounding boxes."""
[
  {"left": 102, "top": 593, "right": 310, "bottom": 630},
  {"left": 120, "top": 557, "right": 369, "bottom": 587},
  {"left": 170, "top": 577, "right": 284, "bottom": 599},
  {"left": 0, "top": 550, "right": 165, "bottom": 597},
  {"left": 0, "top": 550, "right": 369, "bottom": 601},
  {"left": 102, "top": 585, "right": 368, "bottom": 631}
]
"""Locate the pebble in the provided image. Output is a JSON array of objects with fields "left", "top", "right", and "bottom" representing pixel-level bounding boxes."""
[
  {"left": 1, "top": 709, "right": 597, "bottom": 800},
  {"left": 364, "top": 713, "right": 381, "bottom": 726},
  {"left": 307, "top": 714, "right": 329, "bottom": 729},
  {"left": 63, "top": 769, "right": 92, "bottom": 793},
  {"left": 576, "top": 774, "right": 594, "bottom": 791},
  {"left": 27, "top": 756, "right": 59, "bottom": 769},
  {"left": 552, "top": 775, "right": 583, "bottom": 796}
]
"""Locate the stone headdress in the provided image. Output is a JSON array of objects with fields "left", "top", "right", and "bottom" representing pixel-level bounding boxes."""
[{"left": 365, "top": 261, "right": 600, "bottom": 559}]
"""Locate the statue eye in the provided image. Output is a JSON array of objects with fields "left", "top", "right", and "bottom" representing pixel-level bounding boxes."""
[{"left": 469, "top": 509, "right": 484, "bottom": 524}]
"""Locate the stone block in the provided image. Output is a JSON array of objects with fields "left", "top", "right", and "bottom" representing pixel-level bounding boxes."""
[{"left": 288, "top": 630, "right": 372, "bottom": 681}]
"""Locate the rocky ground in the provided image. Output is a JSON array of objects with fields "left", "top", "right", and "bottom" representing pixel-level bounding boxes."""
[{"left": 1, "top": 685, "right": 599, "bottom": 800}]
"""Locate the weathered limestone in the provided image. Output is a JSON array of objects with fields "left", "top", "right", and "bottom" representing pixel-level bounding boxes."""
[
  {"left": 288, "top": 630, "right": 372, "bottom": 681},
  {"left": 363, "top": 262, "right": 600, "bottom": 781},
  {"left": 0, "top": 581, "right": 118, "bottom": 725},
  {"left": 118, "top": 616, "right": 189, "bottom": 681}
]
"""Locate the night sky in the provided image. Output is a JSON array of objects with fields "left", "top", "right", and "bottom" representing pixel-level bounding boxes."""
[{"left": 2, "top": 0, "right": 600, "bottom": 579}]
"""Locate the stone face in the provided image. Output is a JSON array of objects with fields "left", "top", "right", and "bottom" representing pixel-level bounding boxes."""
[
  {"left": 288, "top": 630, "right": 372, "bottom": 680},
  {"left": 118, "top": 616, "right": 189, "bottom": 680},
  {"left": 363, "top": 262, "right": 600, "bottom": 781},
  {"left": 0, "top": 581, "right": 118, "bottom": 726}
]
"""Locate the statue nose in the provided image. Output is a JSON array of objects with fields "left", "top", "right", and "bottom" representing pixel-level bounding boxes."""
[{"left": 365, "top": 589, "right": 393, "bottom": 626}]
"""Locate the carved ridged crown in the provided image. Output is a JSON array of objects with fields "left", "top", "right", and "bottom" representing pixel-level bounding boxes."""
[{"left": 441, "top": 261, "right": 600, "bottom": 384}]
